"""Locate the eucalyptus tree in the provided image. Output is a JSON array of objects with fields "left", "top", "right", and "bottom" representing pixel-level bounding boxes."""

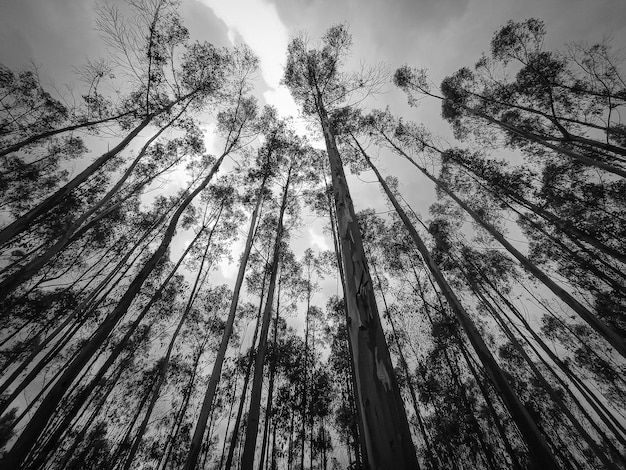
[
  {"left": 0, "top": 0, "right": 233, "bottom": 252},
  {"left": 363, "top": 110, "right": 626, "bottom": 360},
  {"left": 440, "top": 19, "right": 626, "bottom": 159},
  {"left": 255, "top": 249, "right": 302, "bottom": 470},
  {"left": 0, "top": 57, "right": 259, "bottom": 467},
  {"left": 355, "top": 209, "right": 437, "bottom": 468},
  {"left": 0, "top": 177, "right": 210, "bottom": 422},
  {"left": 328, "top": 107, "right": 556, "bottom": 466},
  {"left": 118, "top": 181, "right": 239, "bottom": 470},
  {"left": 324, "top": 296, "right": 362, "bottom": 469},
  {"left": 435, "top": 147, "right": 626, "bottom": 342},
  {"left": 222, "top": 237, "right": 276, "bottom": 470},
  {"left": 284, "top": 24, "right": 418, "bottom": 469},
  {"left": 393, "top": 28, "right": 626, "bottom": 180},
  {"left": 0, "top": 112, "right": 201, "bottom": 297},
  {"left": 297, "top": 248, "right": 327, "bottom": 470},
  {"left": 184, "top": 105, "right": 292, "bottom": 470},
  {"left": 380, "top": 115, "right": 625, "bottom": 339},
  {"left": 240, "top": 129, "right": 317, "bottom": 470}
]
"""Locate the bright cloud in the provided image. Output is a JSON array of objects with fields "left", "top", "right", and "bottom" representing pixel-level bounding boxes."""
[
  {"left": 309, "top": 228, "right": 329, "bottom": 251},
  {"left": 263, "top": 86, "right": 299, "bottom": 118},
  {"left": 218, "top": 237, "right": 244, "bottom": 279},
  {"left": 198, "top": 0, "right": 290, "bottom": 90},
  {"left": 198, "top": 0, "right": 320, "bottom": 140}
]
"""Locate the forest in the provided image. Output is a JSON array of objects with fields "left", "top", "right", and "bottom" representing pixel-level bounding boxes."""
[{"left": 0, "top": 1, "right": 625, "bottom": 469}]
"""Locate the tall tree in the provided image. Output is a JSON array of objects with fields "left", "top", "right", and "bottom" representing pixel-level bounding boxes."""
[
  {"left": 345, "top": 128, "right": 559, "bottom": 468},
  {"left": 284, "top": 24, "right": 418, "bottom": 469}
]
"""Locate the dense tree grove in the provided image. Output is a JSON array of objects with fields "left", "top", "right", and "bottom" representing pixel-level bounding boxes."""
[{"left": 1, "top": 3, "right": 625, "bottom": 469}]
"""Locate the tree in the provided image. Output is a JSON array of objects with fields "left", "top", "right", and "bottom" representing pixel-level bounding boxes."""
[
  {"left": 344, "top": 127, "right": 559, "bottom": 468},
  {"left": 0, "top": 64, "right": 258, "bottom": 468},
  {"left": 284, "top": 24, "right": 418, "bottom": 470}
]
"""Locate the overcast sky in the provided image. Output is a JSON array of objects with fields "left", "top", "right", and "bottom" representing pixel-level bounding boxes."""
[{"left": 1, "top": 0, "right": 625, "bottom": 325}]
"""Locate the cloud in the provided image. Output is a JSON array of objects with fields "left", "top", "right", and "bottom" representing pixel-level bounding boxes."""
[
  {"left": 197, "top": 0, "right": 289, "bottom": 90},
  {"left": 263, "top": 86, "right": 299, "bottom": 118},
  {"left": 309, "top": 228, "right": 329, "bottom": 251}
]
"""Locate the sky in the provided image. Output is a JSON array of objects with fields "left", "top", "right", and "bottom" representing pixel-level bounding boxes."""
[
  {"left": 1, "top": 2, "right": 625, "bottom": 465},
  {"left": 1, "top": 0, "right": 625, "bottom": 324}
]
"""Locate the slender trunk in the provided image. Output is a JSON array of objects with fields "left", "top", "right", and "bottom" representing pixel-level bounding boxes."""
[
  {"left": 0, "top": 92, "right": 197, "bottom": 249},
  {"left": 481, "top": 273, "right": 626, "bottom": 461},
  {"left": 300, "top": 272, "right": 311, "bottom": 470},
  {"left": 271, "top": 419, "right": 277, "bottom": 470},
  {"left": 0, "top": 202, "right": 190, "bottom": 409},
  {"left": 258, "top": 280, "right": 281, "bottom": 470},
  {"left": 465, "top": 272, "right": 618, "bottom": 470},
  {"left": 288, "top": 405, "right": 295, "bottom": 470},
  {"left": 0, "top": 109, "right": 138, "bottom": 158},
  {"left": 309, "top": 326, "right": 316, "bottom": 470},
  {"left": 458, "top": 342, "right": 523, "bottom": 470},
  {"left": 0, "top": 117, "right": 150, "bottom": 249},
  {"left": 224, "top": 270, "right": 269, "bottom": 470},
  {"left": 20, "top": 225, "right": 204, "bottom": 469},
  {"left": 0, "top": 109, "right": 188, "bottom": 296},
  {"left": 241, "top": 166, "right": 292, "bottom": 470},
  {"left": 465, "top": 87, "right": 626, "bottom": 157},
  {"left": 184, "top": 171, "right": 268, "bottom": 470},
  {"left": 0, "top": 315, "right": 74, "bottom": 401},
  {"left": 159, "top": 345, "right": 204, "bottom": 470},
  {"left": 316, "top": 93, "right": 417, "bottom": 470},
  {"left": 380, "top": 130, "right": 626, "bottom": 359},
  {"left": 0, "top": 147, "right": 228, "bottom": 469},
  {"left": 112, "top": 373, "right": 158, "bottom": 465},
  {"left": 369, "top": 257, "right": 431, "bottom": 469},
  {"left": 0, "top": 317, "right": 83, "bottom": 417},
  {"left": 424, "top": 88, "right": 626, "bottom": 178},
  {"left": 31, "top": 351, "right": 128, "bottom": 469},
  {"left": 323, "top": 168, "right": 366, "bottom": 467},
  {"left": 218, "top": 369, "right": 241, "bottom": 470},
  {"left": 123, "top": 207, "right": 219, "bottom": 470},
  {"left": 356, "top": 136, "right": 560, "bottom": 469},
  {"left": 447, "top": 152, "right": 626, "bottom": 265}
]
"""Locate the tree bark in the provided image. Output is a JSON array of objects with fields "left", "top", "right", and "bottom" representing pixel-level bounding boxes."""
[{"left": 315, "top": 94, "right": 418, "bottom": 470}]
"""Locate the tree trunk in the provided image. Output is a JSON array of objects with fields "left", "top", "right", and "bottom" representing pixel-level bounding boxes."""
[
  {"left": 0, "top": 91, "right": 198, "bottom": 249},
  {"left": 323, "top": 167, "right": 366, "bottom": 468},
  {"left": 258, "top": 279, "right": 281, "bottom": 470},
  {"left": 224, "top": 267, "right": 269, "bottom": 470},
  {"left": 356, "top": 136, "right": 560, "bottom": 469},
  {"left": 18, "top": 221, "right": 207, "bottom": 469},
  {"left": 465, "top": 272, "right": 618, "bottom": 470},
  {"left": 0, "top": 109, "right": 138, "bottom": 158},
  {"left": 300, "top": 265, "right": 311, "bottom": 470},
  {"left": 122, "top": 207, "right": 220, "bottom": 470},
  {"left": 0, "top": 147, "right": 228, "bottom": 469},
  {"left": 314, "top": 94, "right": 417, "bottom": 470},
  {"left": 183, "top": 170, "right": 268, "bottom": 470},
  {"left": 0, "top": 107, "right": 189, "bottom": 296},
  {"left": 446, "top": 151, "right": 626, "bottom": 265},
  {"left": 240, "top": 166, "right": 292, "bottom": 470},
  {"left": 380, "top": 131, "right": 626, "bottom": 359},
  {"left": 0, "top": 200, "right": 197, "bottom": 414},
  {"left": 159, "top": 342, "right": 204, "bottom": 470},
  {"left": 369, "top": 257, "right": 434, "bottom": 469},
  {"left": 458, "top": 342, "right": 523, "bottom": 470}
]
